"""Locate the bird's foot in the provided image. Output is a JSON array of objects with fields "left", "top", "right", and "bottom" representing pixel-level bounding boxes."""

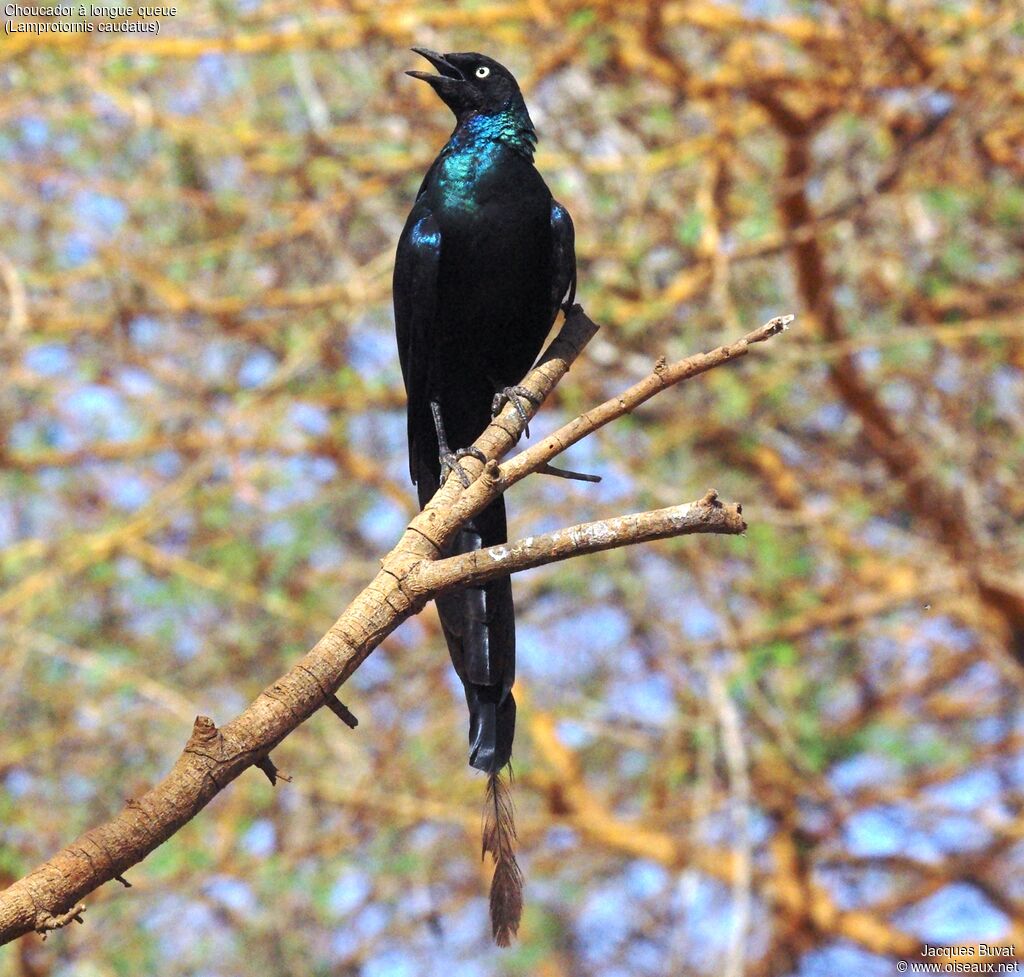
[
  {"left": 492, "top": 385, "right": 542, "bottom": 438},
  {"left": 440, "top": 446, "right": 487, "bottom": 488}
]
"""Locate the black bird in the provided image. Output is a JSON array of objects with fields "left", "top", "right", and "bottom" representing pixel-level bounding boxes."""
[{"left": 394, "top": 48, "right": 576, "bottom": 944}]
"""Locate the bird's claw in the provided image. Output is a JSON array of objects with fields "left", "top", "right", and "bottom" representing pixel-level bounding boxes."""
[
  {"left": 492, "top": 385, "right": 541, "bottom": 438},
  {"left": 440, "top": 446, "right": 487, "bottom": 488}
]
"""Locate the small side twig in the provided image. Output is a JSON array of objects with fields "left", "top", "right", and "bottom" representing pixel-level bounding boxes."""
[
  {"left": 537, "top": 462, "right": 602, "bottom": 483},
  {"left": 325, "top": 696, "right": 359, "bottom": 729},
  {"left": 38, "top": 905, "right": 86, "bottom": 937},
  {"left": 255, "top": 756, "right": 291, "bottom": 786}
]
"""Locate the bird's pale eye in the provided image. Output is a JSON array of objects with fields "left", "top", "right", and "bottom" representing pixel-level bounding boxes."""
[{"left": 475, "top": 66, "right": 490, "bottom": 79}]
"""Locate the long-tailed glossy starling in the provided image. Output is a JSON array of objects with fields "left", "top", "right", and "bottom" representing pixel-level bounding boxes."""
[{"left": 393, "top": 48, "right": 576, "bottom": 945}]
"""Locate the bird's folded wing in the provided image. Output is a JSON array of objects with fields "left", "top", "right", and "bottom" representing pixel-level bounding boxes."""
[
  {"left": 393, "top": 202, "right": 441, "bottom": 483},
  {"left": 550, "top": 199, "right": 577, "bottom": 314}
]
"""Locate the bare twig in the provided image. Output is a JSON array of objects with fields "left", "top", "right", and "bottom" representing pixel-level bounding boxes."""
[
  {"left": 325, "top": 695, "right": 359, "bottom": 729},
  {"left": 414, "top": 490, "right": 745, "bottom": 595},
  {"left": 441, "top": 314, "right": 792, "bottom": 535},
  {"left": 497, "top": 314, "right": 789, "bottom": 491}
]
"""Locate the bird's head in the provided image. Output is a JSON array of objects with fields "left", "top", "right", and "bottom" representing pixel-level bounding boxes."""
[{"left": 406, "top": 49, "right": 528, "bottom": 122}]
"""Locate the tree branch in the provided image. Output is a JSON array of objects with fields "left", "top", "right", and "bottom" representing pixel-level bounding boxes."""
[
  {"left": 0, "top": 305, "right": 789, "bottom": 945},
  {"left": 503, "top": 315, "right": 793, "bottom": 491},
  {"left": 414, "top": 490, "right": 745, "bottom": 594}
]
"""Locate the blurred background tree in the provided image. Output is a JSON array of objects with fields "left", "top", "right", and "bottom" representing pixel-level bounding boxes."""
[{"left": 2, "top": 1, "right": 1023, "bottom": 974}]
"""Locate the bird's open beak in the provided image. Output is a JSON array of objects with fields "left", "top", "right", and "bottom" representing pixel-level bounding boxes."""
[{"left": 406, "top": 47, "right": 466, "bottom": 100}]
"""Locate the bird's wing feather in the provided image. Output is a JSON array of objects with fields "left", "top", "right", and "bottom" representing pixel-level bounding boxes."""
[
  {"left": 549, "top": 199, "right": 577, "bottom": 315},
  {"left": 393, "top": 201, "right": 441, "bottom": 483}
]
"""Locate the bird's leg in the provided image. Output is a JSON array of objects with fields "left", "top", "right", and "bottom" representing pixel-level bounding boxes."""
[
  {"left": 491, "top": 385, "right": 542, "bottom": 439},
  {"left": 431, "top": 400, "right": 486, "bottom": 488}
]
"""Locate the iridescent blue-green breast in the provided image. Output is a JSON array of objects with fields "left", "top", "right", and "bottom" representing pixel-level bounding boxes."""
[{"left": 429, "top": 109, "right": 540, "bottom": 218}]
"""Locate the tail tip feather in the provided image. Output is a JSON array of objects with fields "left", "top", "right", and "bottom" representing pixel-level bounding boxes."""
[{"left": 483, "top": 768, "right": 522, "bottom": 946}]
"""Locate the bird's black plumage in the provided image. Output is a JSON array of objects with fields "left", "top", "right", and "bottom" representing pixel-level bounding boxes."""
[{"left": 394, "top": 49, "right": 576, "bottom": 944}]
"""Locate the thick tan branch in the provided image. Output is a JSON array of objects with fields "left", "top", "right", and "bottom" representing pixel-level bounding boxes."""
[
  {"left": 0, "top": 305, "right": 598, "bottom": 946},
  {"left": 415, "top": 490, "right": 745, "bottom": 594},
  {"left": 0, "top": 306, "right": 786, "bottom": 945}
]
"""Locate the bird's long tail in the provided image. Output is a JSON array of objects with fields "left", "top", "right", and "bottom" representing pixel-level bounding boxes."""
[
  {"left": 417, "top": 471, "right": 522, "bottom": 943},
  {"left": 440, "top": 500, "right": 522, "bottom": 943},
  {"left": 415, "top": 453, "right": 521, "bottom": 942},
  {"left": 483, "top": 766, "right": 523, "bottom": 946},
  {"left": 420, "top": 493, "right": 517, "bottom": 772}
]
